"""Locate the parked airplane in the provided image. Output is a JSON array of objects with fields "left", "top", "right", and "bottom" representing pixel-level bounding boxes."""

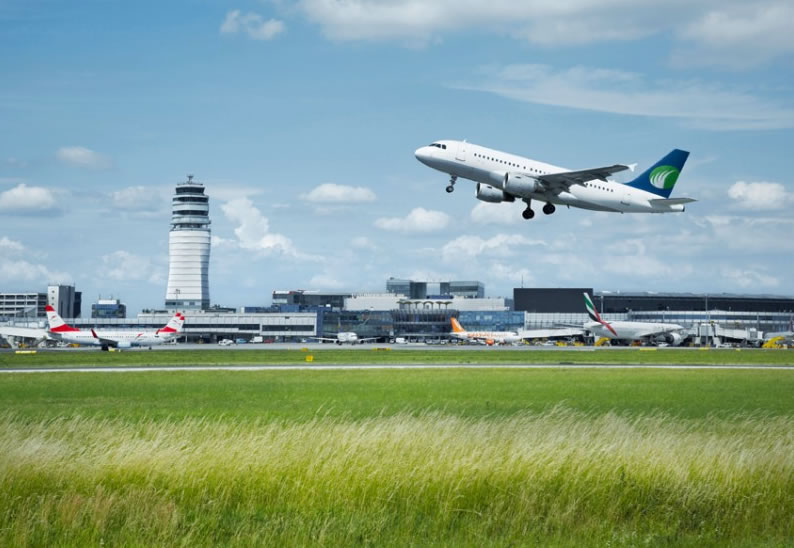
[
  {"left": 450, "top": 317, "right": 522, "bottom": 345},
  {"left": 45, "top": 305, "right": 185, "bottom": 350},
  {"left": 313, "top": 332, "right": 379, "bottom": 345},
  {"left": 415, "top": 140, "right": 694, "bottom": 219},
  {"left": 583, "top": 293, "right": 685, "bottom": 345}
]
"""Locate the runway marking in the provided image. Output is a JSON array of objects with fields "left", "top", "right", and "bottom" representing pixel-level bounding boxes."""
[{"left": 1, "top": 364, "right": 793, "bottom": 373}]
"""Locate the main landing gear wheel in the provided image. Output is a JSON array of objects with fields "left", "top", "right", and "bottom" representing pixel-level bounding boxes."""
[
  {"left": 522, "top": 208, "right": 535, "bottom": 220},
  {"left": 446, "top": 176, "right": 457, "bottom": 193},
  {"left": 543, "top": 203, "right": 556, "bottom": 215}
]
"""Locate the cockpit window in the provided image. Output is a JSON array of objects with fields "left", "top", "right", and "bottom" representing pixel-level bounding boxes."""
[{"left": 429, "top": 143, "right": 447, "bottom": 149}]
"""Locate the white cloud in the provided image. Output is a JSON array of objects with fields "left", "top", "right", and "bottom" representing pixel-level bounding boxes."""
[
  {"left": 720, "top": 267, "right": 780, "bottom": 288},
  {"left": 220, "top": 10, "right": 285, "bottom": 40},
  {"left": 300, "top": 183, "right": 376, "bottom": 203},
  {"left": 0, "top": 236, "right": 25, "bottom": 252},
  {"left": 309, "top": 273, "right": 345, "bottom": 289},
  {"left": 351, "top": 236, "right": 377, "bottom": 250},
  {"left": 489, "top": 262, "right": 534, "bottom": 285},
  {"left": 297, "top": 0, "right": 794, "bottom": 66},
  {"left": 460, "top": 64, "right": 794, "bottom": 130},
  {"left": 0, "top": 237, "right": 70, "bottom": 284},
  {"left": 56, "top": 146, "right": 111, "bottom": 169},
  {"left": 470, "top": 201, "right": 524, "bottom": 225},
  {"left": 441, "top": 234, "right": 545, "bottom": 262},
  {"left": 676, "top": 2, "right": 794, "bottom": 68},
  {"left": 220, "top": 197, "right": 313, "bottom": 258},
  {"left": 727, "top": 181, "right": 792, "bottom": 210},
  {"left": 99, "top": 251, "right": 164, "bottom": 285},
  {"left": 111, "top": 186, "right": 167, "bottom": 212},
  {"left": 375, "top": 207, "right": 450, "bottom": 232},
  {"left": 0, "top": 183, "right": 58, "bottom": 214}
]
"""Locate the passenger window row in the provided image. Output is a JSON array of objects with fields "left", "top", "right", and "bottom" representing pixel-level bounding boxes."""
[{"left": 473, "top": 152, "right": 548, "bottom": 174}]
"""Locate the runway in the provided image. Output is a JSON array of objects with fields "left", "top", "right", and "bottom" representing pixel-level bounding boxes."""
[{"left": 2, "top": 364, "right": 792, "bottom": 373}]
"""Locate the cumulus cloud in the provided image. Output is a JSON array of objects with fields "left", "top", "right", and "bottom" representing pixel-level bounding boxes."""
[
  {"left": 351, "top": 236, "right": 377, "bottom": 250},
  {"left": 375, "top": 207, "right": 450, "bottom": 232},
  {"left": 460, "top": 64, "right": 794, "bottom": 130},
  {"left": 99, "top": 251, "right": 164, "bottom": 284},
  {"left": 0, "top": 236, "right": 70, "bottom": 284},
  {"left": 300, "top": 183, "right": 376, "bottom": 203},
  {"left": 220, "top": 10, "right": 285, "bottom": 40},
  {"left": 489, "top": 262, "right": 534, "bottom": 285},
  {"left": 727, "top": 181, "right": 792, "bottom": 210},
  {"left": 720, "top": 267, "right": 780, "bottom": 288},
  {"left": 0, "top": 183, "right": 58, "bottom": 214},
  {"left": 470, "top": 201, "right": 524, "bottom": 225},
  {"left": 220, "top": 197, "right": 316, "bottom": 259},
  {"left": 111, "top": 185, "right": 167, "bottom": 212},
  {"left": 441, "top": 234, "right": 545, "bottom": 262},
  {"left": 56, "top": 146, "right": 111, "bottom": 169}
]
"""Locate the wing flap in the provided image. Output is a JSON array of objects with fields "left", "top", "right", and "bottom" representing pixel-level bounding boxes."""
[{"left": 538, "top": 164, "right": 631, "bottom": 191}]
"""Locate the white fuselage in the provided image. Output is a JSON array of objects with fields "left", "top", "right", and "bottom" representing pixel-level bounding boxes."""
[
  {"left": 415, "top": 140, "right": 685, "bottom": 213},
  {"left": 337, "top": 332, "right": 360, "bottom": 344},
  {"left": 452, "top": 330, "right": 522, "bottom": 345},
  {"left": 50, "top": 329, "right": 177, "bottom": 348},
  {"left": 586, "top": 321, "right": 684, "bottom": 341}
]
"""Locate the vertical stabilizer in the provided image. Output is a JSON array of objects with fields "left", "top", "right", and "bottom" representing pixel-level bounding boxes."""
[{"left": 625, "top": 149, "right": 689, "bottom": 198}]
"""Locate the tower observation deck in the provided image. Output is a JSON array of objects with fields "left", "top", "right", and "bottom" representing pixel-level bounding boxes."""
[{"left": 165, "top": 175, "right": 211, "bottom": 310}]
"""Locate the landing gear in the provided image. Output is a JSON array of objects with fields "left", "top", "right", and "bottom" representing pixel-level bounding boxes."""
[
  {"left": 543, "top": 203, "right": 556, "bottom": 215},
  {"left": 522, "top": 199, "right": 535, "bottom": 220},
  {"left": 445, "top": 175, "right": 457, "bottom": 193}
]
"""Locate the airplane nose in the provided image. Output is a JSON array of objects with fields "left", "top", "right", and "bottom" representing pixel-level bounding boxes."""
[{"left": 415, "top": 146, "right": 432, "bottom": 165}]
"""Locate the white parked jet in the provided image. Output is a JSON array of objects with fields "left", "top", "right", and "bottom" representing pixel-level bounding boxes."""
[
  {"left": 450, "top": 317, "right": 522, "bottom": 345},
  {"left": 313, "top": 332, "right": 379, "bottom": 345},
  {"left": 46, "top": 305, "right": 185, "bottom": 350},
  {"left": 415, "top": 140, "right": 694, "bottom": 219},
  {"left": 583, "top": 293, "right": 685, "bottom": 345}
]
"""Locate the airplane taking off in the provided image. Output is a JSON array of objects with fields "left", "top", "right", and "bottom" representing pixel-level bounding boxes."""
[
  {"left": 313, "top": 332, "right": 379, "bottom": 345},
  {"left": 450, "top": 317, "right": 522, "bottom": 345},
  {"left": 46, "top": 305, "right": 185, "bottom": 350},
  {"left": 583, "top": 293, "right": 685, "bottom": 345},
  {"left": 415, "top": 140, "right": 694, "bottom": 219}
]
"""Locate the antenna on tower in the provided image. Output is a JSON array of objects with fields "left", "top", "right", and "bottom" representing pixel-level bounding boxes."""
[{"left": 187, "top": 174, "right": 194, "bottom": 182}]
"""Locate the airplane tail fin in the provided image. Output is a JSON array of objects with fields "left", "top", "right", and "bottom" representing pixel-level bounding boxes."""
[
  {"left": 157, "top": 312, "right": 185, "bottom": 335},
  {"left": 45, "top": 304, "right": 80, "bottom": 333},
  {"left": 450, "top": 317, "right": 465, "bottom": 333},
  {"left": 583, "top": 293, "right": 618, "bottom": 337},
  {"left": 624, "top": 149, "right": 689, "bottom": 198}
]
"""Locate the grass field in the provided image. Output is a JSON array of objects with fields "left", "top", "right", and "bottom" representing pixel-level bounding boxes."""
[
  {"left": 2, "top": 368, "right": 793, "bottom": 546},
  {"left": 1, "top": 347, "right": 793, "bottom": 368}
]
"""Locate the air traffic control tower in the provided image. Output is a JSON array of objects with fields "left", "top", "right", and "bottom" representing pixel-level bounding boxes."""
[{"left": 165, "top": 175, "right": 211, "bottom": 310}]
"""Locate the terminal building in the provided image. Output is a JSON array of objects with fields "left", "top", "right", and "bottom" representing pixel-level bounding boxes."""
[{"left": 0, "top": 285, "right": 81, "bottom": 320}]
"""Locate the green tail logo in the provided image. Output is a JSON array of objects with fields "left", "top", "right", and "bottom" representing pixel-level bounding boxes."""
[{"left": 649, "top": 166, "right": 680, "bottom": 190}]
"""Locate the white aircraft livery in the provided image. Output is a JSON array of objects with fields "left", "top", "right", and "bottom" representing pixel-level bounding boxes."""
[
  {"left": 583, "top": 293, "right": 685, "bottom": 345},
  {"left": 313, "top": 332, "right": 379, "bottom": 345},
  {"left": 46, "top": 305, "right": 185, "bottom": 350},
  {"left": 415, "top": 140, "right": 694, "bottom": 219},
  {"left": 450, "top": 317, "right": 522, "bottom": 345}
]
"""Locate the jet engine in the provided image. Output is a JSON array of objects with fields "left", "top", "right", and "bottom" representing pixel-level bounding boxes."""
[
  {"left": 668, "top": 332, "right": 683, "bottom": 346},
  {"left": 503, "top": 173, "right": 540, "bottom": 197},
  {"left": 476, "top": 183, "right": 515, "bottom": 203},
  {"left": 117, "top": 341, "right": 132, "bottom": 349}
]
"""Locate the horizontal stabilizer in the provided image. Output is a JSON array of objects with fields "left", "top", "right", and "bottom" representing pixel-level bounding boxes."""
[{"left": 649, "top": 197, "right": 696, "bottom": 205}]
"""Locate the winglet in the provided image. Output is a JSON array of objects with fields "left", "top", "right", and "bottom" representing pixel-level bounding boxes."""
[
  {"left": 627, "top": 163, "right": 637, "bottom": 173},
  {"left": 90, "top": 329, "right": 99, "bottom": 339}
]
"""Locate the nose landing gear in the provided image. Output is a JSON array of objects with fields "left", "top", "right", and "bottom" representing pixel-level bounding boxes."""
[{"left": 445, "top": 176, "right": 457, "bottom": 193}]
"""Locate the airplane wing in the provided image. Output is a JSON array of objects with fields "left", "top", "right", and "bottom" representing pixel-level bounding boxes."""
[
  {"left": 537, "top": 164, "right": 632, "bottom": 192},
  {"left": 309, "top": 337, "right": 339, "bottom": 342},
  {"left": 90, "top": 329, "right": 120, "bottom": 347}
]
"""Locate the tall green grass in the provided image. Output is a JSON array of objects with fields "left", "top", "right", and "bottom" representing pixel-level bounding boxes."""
[{"left": 2, "top": 410, "right": 792, "bottom": 546}]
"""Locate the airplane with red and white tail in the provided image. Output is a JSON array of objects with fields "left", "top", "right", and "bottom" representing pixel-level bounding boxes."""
[{"left": 46, "top": 305, "right": 185, "bottom": 350}]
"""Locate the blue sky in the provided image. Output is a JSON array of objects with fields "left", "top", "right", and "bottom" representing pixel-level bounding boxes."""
[{"left": 2, "top": 0, "right": 793, "bottom": 314}]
